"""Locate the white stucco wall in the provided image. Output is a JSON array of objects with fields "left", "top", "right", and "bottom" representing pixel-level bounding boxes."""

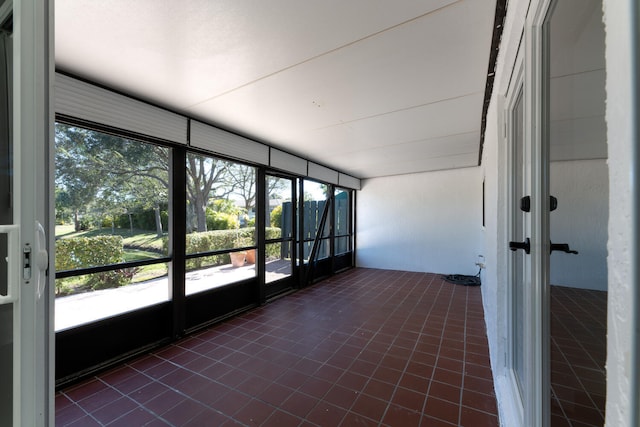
[
  {"left": 549, "top": 159, "right": 608, "bottom": 290},
  {"left": 479, "top": 94, "right": 519, "bottom": 426},
  {"left": 356, "top": 167, "right": 483, "bottom": 275},
  {"left": 603, "top": 0, "right": 636, "bottom": 425}
]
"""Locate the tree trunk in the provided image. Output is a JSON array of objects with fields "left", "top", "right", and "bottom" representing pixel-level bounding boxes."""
[
  {"left": 74, "top": 209, "right": 80, "bottom": 232},
  {"left": 128, "top": 213, "right": 133, "bottom": 234},
  {"left": 196, "top": 194, "right": 207, "bottom": 232},
  {"left": 154, "top": 205, "right": 163, "bottom": 237}
]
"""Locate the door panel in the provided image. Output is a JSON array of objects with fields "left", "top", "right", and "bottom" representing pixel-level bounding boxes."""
[
  {"left": 0, "top": 26, "right": 13, "bottom": 425},
  {"left": 510, "top": 86, "right": 526, "bottom": 400},
  {"left": 546, "top": 0, "right": 607, "bottom": 425},
  {"left": 0, "top": 0, "right": 54, "bottom": 425}
]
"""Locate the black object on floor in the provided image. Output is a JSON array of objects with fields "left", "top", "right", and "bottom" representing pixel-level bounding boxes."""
[{"left": 443, "top": 270, "right": 481, "bottom": 286}]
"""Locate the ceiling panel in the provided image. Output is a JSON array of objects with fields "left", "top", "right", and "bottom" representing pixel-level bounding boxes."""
[
  {"left": 55, "top": 0, "right": 497, "bottom": 179},
  {"left": 323, "top": 132, "right": 480, "bottom": 177},
  {"left": 186, "top": 1, "right": 491, "bottom": 142}
]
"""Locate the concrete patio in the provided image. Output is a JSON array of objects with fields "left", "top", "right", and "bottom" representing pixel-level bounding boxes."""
[{"left": 55, "top": 260, "right": 292, "bottom": 331}]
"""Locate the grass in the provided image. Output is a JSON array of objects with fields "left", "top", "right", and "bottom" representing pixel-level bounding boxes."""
[
  {"left": 55, "top": 225, "right": 168, "bottom": 295},
  {"left": 55, "top": 225, "right": 165, "bottom": 253}
]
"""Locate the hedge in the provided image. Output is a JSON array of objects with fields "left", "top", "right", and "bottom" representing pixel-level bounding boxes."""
[
  {"left": 55, "top": 235, "right": 133, "bottom": 291},
  {"left": 162, "top": 227, "right": 282, "bottom": 270}
]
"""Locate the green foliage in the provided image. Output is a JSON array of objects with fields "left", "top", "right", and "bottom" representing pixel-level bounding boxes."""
[
  {"left": 55, "top": 235, "right": 133, "bottom": 292},
  {"left": 209, "top": 199, "right": 242, "bottom": 215},
  {"left": 206, "top": 210, "right": 239, "bottom": 230},
  {"left": 162, "top": 227, "right": 281, "bottom": 270},
  {"left": 270, "top": 205, "right": 283, "bottom": 228}
]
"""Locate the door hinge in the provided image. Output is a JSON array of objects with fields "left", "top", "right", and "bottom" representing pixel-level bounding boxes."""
[{"left": 23, "top": 243, "right": 31, "bottom": 281}]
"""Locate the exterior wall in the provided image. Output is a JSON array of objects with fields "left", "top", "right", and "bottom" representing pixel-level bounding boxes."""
[
  {"left": 356, "top": 167, "right": 483, "bottom": 275},
  {"left": 550, "top": 159, "right": 608, "bottom": 291},
  {"left": 603, "top": 0, "right": 636, "bottom": 425},
  {"left": 479, "top": 93, "right": 519, "bottom": 425},
  {"left": 482, "top": 0, "right": 634, "bottom": 426}
]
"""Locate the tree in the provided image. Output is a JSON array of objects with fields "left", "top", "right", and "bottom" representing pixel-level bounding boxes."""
[
  {"left": 55, "top": 123, "right": 171, "bottom": 235},
  {"left": 186, "top": 154, "right": 231, "bottom": 233},
  {"left": 227, "top": 164, "right": 256, "bottom": 213},
  {"left": 55, "top": 125, "right": 104, "bottom": 231}
]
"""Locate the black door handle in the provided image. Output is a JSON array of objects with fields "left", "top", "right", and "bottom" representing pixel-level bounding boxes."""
[
  {"left": 550, "top": 242, "right": 578, "bottom": 254},
  {"left": 509, "top": 238, "right": 530, "bottom": 254}
]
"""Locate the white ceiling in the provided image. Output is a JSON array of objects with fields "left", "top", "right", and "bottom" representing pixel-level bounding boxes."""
[{"left": 55, "top": 0, "right": 497, "bottom": 179}]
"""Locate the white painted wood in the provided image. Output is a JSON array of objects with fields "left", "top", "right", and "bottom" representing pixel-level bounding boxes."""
[
  {"left": 525, "top": 1, "right": 554, "bottom": 425},
  {"left": 190, "top": 120, "right": 269, "bottom": 165},
  {"left": 503, "top": 50, "right": 526, "bottom": 427},
  {"left": 55, "top": 74, "right": 188, "bottom": 144},
  {"left": 269, "top": 149, "right": 308, "bottom": 176},
  {"left": 338, "top": 174, "right": 361, "bottom": 190},
  {"left": 307, "top": 162, "right": 338, "bottom": 185}
]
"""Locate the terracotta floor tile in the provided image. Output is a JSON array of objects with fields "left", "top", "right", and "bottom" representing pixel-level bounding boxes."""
[{"left": 56, "top": 269, "right": 500, "bottom": 427}]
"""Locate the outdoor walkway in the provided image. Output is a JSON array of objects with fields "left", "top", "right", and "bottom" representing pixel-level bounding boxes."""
[{"left": 56, "top": 260, "right": 291, "bottom": 331}]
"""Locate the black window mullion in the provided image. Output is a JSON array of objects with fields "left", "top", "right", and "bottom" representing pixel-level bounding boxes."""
[
  {"left": 171, "top": 147, "right": 186, "bottom": 339},
  {"left": 352, "top": 190, "right": 356, "bottom": 265},
  {"left": 291, "top": 178, "right": 298, "bottom": 284},
  {"left": 257, "top": 167, "right": 266, "bottom": 304},
  {"left": 298, "top": 179, "right": 304, "bottom": 288},
  {"left": 330, "top": 185, "right": 336, "bottom": 274}
]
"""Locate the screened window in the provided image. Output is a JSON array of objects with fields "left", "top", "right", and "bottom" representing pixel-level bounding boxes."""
[
  {"left": 54, "top": 123, "right": 170, "bottom": 330},
  {"left": 184, "top": 152, "right": 257, "bottom": 294},
  {"left": 334, "top": 187, "right": 351, "bottom": 255},
  {"left": 265, "top": 175, "right": 294, "bottom": 283},
  {"left": 302, "top": 180, "right": 330, "bottom": 261}
]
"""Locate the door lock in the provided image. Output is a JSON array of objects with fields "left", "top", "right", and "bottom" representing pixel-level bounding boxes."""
[{"left": 509, "top": 238, "right": 530, "bottom": 254}]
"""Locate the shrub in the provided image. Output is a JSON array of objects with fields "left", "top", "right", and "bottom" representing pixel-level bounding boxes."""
[
  {"left": 162, "top": 227, "right": 282, "bottom": 270},
  {"left": 270, "top": 205, "right": 282, "bottom": 228},
  {"left": 206, "top": 211, "right": 239, "bottom": 230},
  {"left": 55, "top": 235, "right": 133, "bottom": 292}
]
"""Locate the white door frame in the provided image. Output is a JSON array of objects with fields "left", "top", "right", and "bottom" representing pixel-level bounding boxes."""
[
  {"left": 523, "top": 0, "right": 554, "bottom": 425},
  {"left": 12, "top": 0, "right": 54, "bottom": 425},
  {"left": 503, "top": 45, "right": 526, "bottom": 427}
]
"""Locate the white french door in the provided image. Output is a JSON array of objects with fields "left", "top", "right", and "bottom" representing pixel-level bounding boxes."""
[
  {"left": 0, "top": 0, "right": 53, "bottom": 426},
  {"left": 504, "top": 2, "right": 555, "bottom": 425}
]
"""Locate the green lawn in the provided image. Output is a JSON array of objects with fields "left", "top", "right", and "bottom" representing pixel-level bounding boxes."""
[
  {"left": 55, "top": 225, "right": 165, "bottom": 253},
  {"left": 54, "top": 225, "right": 168, "bottom": 295}
]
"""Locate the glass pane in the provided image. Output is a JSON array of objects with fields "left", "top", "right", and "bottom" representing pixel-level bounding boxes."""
[
  {"left": 185, "top": 153, "right": 256, "bottom": 254},
  {"left": 302, "top": 180, "right": 329, "bottom": 242},
  {"left": 266, "top": 242, "right": 292, "bottom": 283},
  {"left": 186, "top": 253, "right": 256, "bottom": 295},
  {"left": 0, "top": 29, "right": 12, "bottom": 427},
  {"left": 334, "top": 188, "right": 350, "bottom": 236},
  {"left": 55, "top": 124, "right": 170, "bottom": 272},
  {"left": 512, "top": 89, "right": 525, "bottom": 397},
  {"left": 335, "top": 236, "right": 350, "bottom": 256},
  {"left": 54, "top": 124, "right": 171, "bottom": 330},
  {"left": 55, "top": 263, "right": 169, "bottom": 331},
  {"left": 266, "top": 175, "right": 292, "bottom": 239},
  {"left": 547, "top": 1, "right": 607, "bottom": 423}
]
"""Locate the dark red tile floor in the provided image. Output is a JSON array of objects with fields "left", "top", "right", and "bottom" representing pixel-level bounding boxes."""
[
  {"left": 550, "top": 285, "right": 607, "bottom": 427},
  {"left": 56, "top": 268, "right": 499, "bottom": 426}
]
